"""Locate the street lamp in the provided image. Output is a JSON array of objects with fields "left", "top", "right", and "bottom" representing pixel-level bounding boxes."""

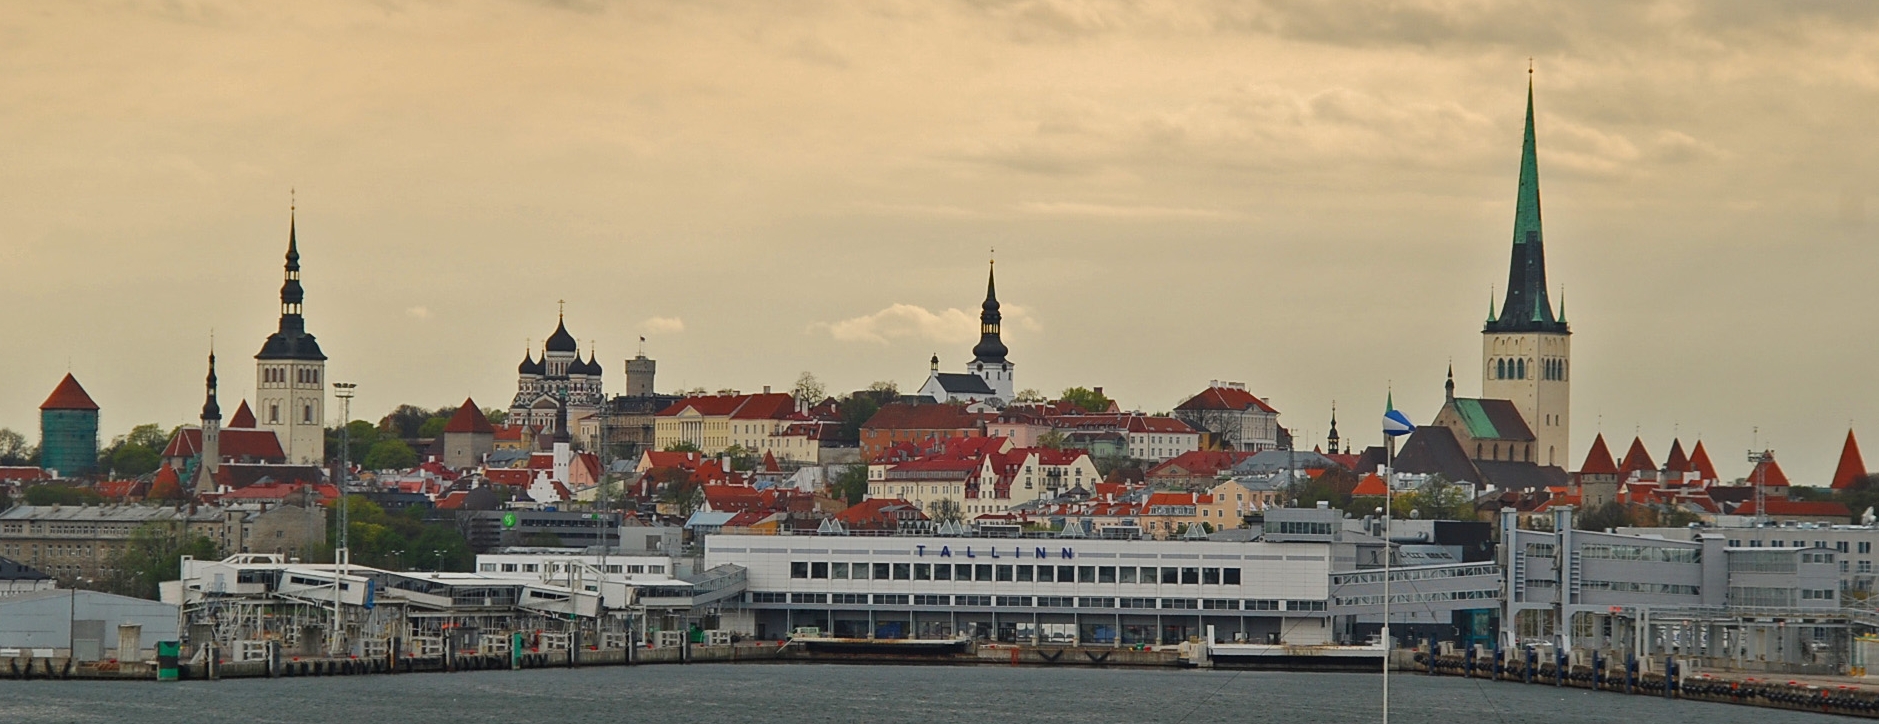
[{"left": 331, "top": 381, "right": 356, "bottom": 657}]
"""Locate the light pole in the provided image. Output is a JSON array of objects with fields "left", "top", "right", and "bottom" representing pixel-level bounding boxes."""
[
  {"left": 1746, "top": 448, "right": 1773, "bottom": 526},
  {"left": 331, "top": 381, "right": 356, "bottom": 656}
]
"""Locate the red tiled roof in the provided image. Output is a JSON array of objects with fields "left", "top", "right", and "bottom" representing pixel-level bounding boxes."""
[
  {"left": 0, "top": 467, "right": 50, "bottom": 482},
  {"left": 1689, "top": 441, "right": 1720, "bottom": 481},
  {"left": 1352, "top": 473, "right": 1388, "bottom": 497},
  {"left": 484, "top": 468, "right": 532, "bottom": 486},
  {"left": 834, "top": 498, "right": 927, "bottom": 527},
  {"left": 39, "top": 374, "right": 99, "bottom": 411},
  {"left": 435, "top": 491, "right": 471, "bottom": 510},
  {"left": 228, "top": 401, "right": 258, "bottom": 429},
  {"left": 862, "top": 403, "right": 987, "bottom": 431},
  {"left": 1663, "top": 439, "right": 1691, "bottom": 473},
  {"left": 1146, "top": 491, "right": 1212, "bottom": 507},
  {"left": 493, "top": 424, "right": 529, "bottom": 442},
  {"left": 1174, "top": 385, "right": 1279, "bottom": 414},
  {"left": 656, "top": 393, "right": 799, "bottom": 420},
  {"left": 161, "top": 427, "right": 286, "bottom": 462},
  {"left": 642, "top": 451, "right": 703, "bottom": 469},
  {"left": 1833, "top": 430, "right": 1868, "bottom": 490},
  {"left": 1734, "top": 499, "right": 1849, "bottom": 518},
  {"left": 1618, "top": 437, "right": 1656, "bottom": 476},
  {"left": 1579, "top": 434, "right": 1619, "bottom": 475},
  {"left": 444, "top": 398, "right": 495, "bottom": 434},
  {"left": 147, "top": 464, "right": 185, "bottom": 500},
  {"left": 95, "top": 479, "right": 147, "bottom": 500},
  {"left": 1747, "top": 454, "right": 1791, "bottom": 487},
  {"left": 1146, "top": 450, "right": 1253, "bottom": 478}
]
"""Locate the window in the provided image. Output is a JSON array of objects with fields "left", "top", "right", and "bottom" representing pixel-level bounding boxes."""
[
  {"left": 1286, "top": 600, "right": 1327, "bottom": 612},
  {"left": 1181, "top": 567, "right": 1200, "bottom": 585},
  {"left": 1161, "top": 598, "right": 1197, "bottom": 610},
  {"left": 996, "top": 565, "right": 1013, "bottom": 582},
  {"left": 1077, "top": 597, "right": 1113, "bottom": 608},
  {"left": 1245, "top": 599, "right": 1280, "bottom": 611},
  {"left": 1036, "top": 565, "right": 1055, "bottom": 583},
  {"left": 1160, "top": 567, "right": 1178, "bottom": 584},
  {"left": 932, "top": 563, "right": 950, "bottom": 581},
  {"left": 915, "top": 595, "right": 949, "bottom": 606},
  {"left": 1223, "top": 568, "right": 1241, "bottom": 585},
  {"left": 303, "top": 405, "right": 314, "bottom": 424},
  {"left": 976, "top": 564, "right": 993, "bottom": 582},
  {"left": 1118, "top": 567, "right": 1137, "bottom": 584},
  {"left": 832, "top": 593, "right": 868, "bottom": 605},
  {"left": 1839, "top": 542, "right": 1852, "bottom": 553},
  {"left": 1202, "top": 599, "right": 1238, "bottom": 610},
  {"left": 832, "top": 562, "right": 849, "bottom": 579},
  {"left": 874, "top": 594, "right": 909, "bottom": 605},
  {"left": 1078, "top": 566, "right": 1096, "bottom": 583},
  {"left": 996, "top": 596, "right": 1031, "bottom": 607},
  {"left": 1203, "top": 568, "right": 1220, "bottom": 585},
  {"left": 811, "top": 562, "right": 828, "bottom": 579},
  {"left": 874, "top": 563, "right": 891, "bottom": 580},
  {"left": 1098, "top": 566, "right": 1116, "bottom": 583},
  {"left": 791, "top": 593, "right": 827, "bottom": 604},
  {"left": 956, "top": 595, "right": 991, "bottom": 606},
  {"left": 1057, "top": 565, "right": 1074, "bottom": 582},
  {"left": 914, "top": 563, "right": 931, "bottom": 581},
  {"left": 1015, "top": 565, "right": 1033, "bottom": 582},
  {"left": 269, "top": 404, "right": 281, "bottom": 424},
  {"left": 791, "top": 562, "right": 809, "bottom": 579},
  {"left": 1862, "top": 542, "right": 1873, "bottom": 554}
]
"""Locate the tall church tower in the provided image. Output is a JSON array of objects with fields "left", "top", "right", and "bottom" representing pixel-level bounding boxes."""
[
  {"left": 969, "top": 260, "right": 1014, "bottom": 402},
  {"left": 255, "top": 209, "right": 328, "bottom": 465},
  {"left": 195, "top": 351, "right": 222, "bottom": 495},
  {"left": 1482, "top": 74, "right": 1571, "bottom": 467}
]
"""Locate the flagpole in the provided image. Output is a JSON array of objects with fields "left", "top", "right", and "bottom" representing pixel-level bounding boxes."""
[{"left": 1383, "top": 431, "right": 1393, "bottom": 724}]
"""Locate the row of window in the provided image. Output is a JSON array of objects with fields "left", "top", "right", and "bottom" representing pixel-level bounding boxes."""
[
  {"left": 1579, "top": 544, "right": 1701, "bottom": 564},
  {"left": 1334, "top": 589, "right": 1499, "bottom": 607},
  {"left": 1330, "top": 564, "right": 1500, "bottom": 586},
  {"left": 1582, "top": 580, "right": 1699, "bottom": 596},
  {"left": 788, "top": 561, "right": 1244, "bottom": 585},
  {"left": 477, "top": 562, "right": 665, "bottom": 575},
  {"left": 1490, "top": 357, "right": 1568, "bottom": 381},
  {"left": 750, "top": 591, "right": 1323, "bottom": 611},
  {"left": 260, "top": 366, "right": 323, "bottom": 385}
]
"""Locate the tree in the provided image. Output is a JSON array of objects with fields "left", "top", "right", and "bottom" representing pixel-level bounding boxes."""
[
  {"left": 378, "top": 404, "right": 439, "bottom": 439},
  {"left": 123, "top": 424, "right": 169, "bottom": 452},
  {"left": 1013, "top": 389, "right": 1046, "bottom": 403},
  {"left": 836, "top": 395, "right": 881, "bottom": 443},
  {"left": 1060, "top": 387, "right": 1111, "bottom": 414},
  {"left": 928, "top": 499, "right": 963, "bottom": 524},
  {"left": 659, "top": 478, "right": 705, "bottom": 517},
  {"left": 1038, "top": 430, "right": 1069, "bottom": 450},
  {"left": 866, "top": 380, "right": 899, "bottom": 397},
  {"left": 0, "top": 428, "right": 33, "bottom": 465},
  {"left": 363, "top": 439, "right": 419, "bottom": 470},
  {"left": 792, "top": 372, "right": 826, "bottom": 405},
  {"left": 110, "top": 444, "right": 162, "bottom": 477},
  {"left": 484, "top": 408, "right": 509, "bottom": 425},
  {"left": 418, "top": 416, "right": 449, "bottom": 439},
  {"left": 1392, "top": 476, "right": 1474, "bottom": 521},
  {"left": 1575, "top": 500, "right": 1629, "bottom": 531},
  {"left": 24, "top": 485, "right": 104, "bottom": 506},
  {"left": 831, "top": 464, "right": 869, "bottom": 505},
  {"left": 104, "top": 523, "right": 219, "bottom": 599},
  {"left": 663, "top": 440, "right": 702, "bottom": 453}
]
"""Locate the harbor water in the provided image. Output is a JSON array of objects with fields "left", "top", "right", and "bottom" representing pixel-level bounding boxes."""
[{"left": 0, "top": 664, "right": 1856, "bottom": 723}]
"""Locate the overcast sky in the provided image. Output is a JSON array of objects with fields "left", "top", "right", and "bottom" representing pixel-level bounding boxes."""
[{"left": 3, "top": 1, "right": 1874, "bottom": 484}]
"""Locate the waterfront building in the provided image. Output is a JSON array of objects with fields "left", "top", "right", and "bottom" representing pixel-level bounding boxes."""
[
  {"left": 918, "top": 261, "right": 1014, "bottom": 406},
  {"left": 1172, "top": 381, "right": 1283, "bottom": 452},
  {"left": 254, "top": 212, "right": 328, "bottom": 466},
  {"left": 0, "top": 589, "right": 178, "bottom": 662},
  {"left": 0, "top": 556, "right": 55, "bottom": 598},
  {"left": 37, "top": 373, "right": 99, "bottom": 478},
  {"left": 1480, "top": 75, "right": 1571, "bottom": 468},
  {"left": 0, "top": 503, "right": 326, "bottom": 583}
]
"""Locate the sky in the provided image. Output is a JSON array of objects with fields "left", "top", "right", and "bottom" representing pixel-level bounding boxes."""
[{"left": 2, "top": 1, "right": 1875, "bottom": 484}]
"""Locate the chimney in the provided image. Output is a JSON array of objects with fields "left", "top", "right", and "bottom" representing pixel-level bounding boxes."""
[
  {"left": 1093, "top": 387, "right": 1103, "bottom": 397},
  {"left": 763, "top": 385, "right": 771, "bottom": 394}
]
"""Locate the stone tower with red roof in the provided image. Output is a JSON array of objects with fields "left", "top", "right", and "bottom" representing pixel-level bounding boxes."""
[
  {"left": 1482, "top": 73, "right": 1572, "bottom": 468},
  {"left": 38, "top": 373, "right": 99, "bottom": 477}
]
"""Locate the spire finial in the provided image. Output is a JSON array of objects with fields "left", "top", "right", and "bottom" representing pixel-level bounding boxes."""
[{"left": 558, "top": 299, "right": 565, "bottom": 320}]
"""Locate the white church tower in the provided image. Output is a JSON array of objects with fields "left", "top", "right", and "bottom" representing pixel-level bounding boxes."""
[{"left": 255, "top": 209, "right": 328, "bottom": 466}]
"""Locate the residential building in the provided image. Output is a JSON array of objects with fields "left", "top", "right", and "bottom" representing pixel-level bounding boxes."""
[
  {"left": 0, "top": 503, "right": 327, "bottom": 582},
  {"left": 1173, "top": 381, "right": 1282, "bottom": 452},
  {"left": 859, "top": 402, "right": 989, "bottom": 462},
  {"left": 1046, "top": 413, "right": 1199, "bottom": 463}
]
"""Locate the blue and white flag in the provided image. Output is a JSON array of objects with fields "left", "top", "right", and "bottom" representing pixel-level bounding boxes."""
[{"left": 1382, "top": 392, "right": 1415, "bottom": 437}]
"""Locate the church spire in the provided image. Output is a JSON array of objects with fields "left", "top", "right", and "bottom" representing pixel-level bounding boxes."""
[
  {"left": 1486, "top": 71, "right": 1566, "bottom": 335},
  {"left": 1445, "top": 362, "right": 1456, "bottom": 401},
  {"left": 256, "top": 202, "right": 325, "bottom": 361},
  {"left": 201, "top": 350, "right": 221, "bottom": 421},
  {"left": 971, "top": 259, "right": 1009, "bottom": 364}
]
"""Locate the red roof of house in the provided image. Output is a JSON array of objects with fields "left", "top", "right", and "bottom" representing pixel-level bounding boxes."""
[
  {"left": 147, "top": 464, "right": 185, "bottom": 500},
  {"left": 1733, "top": 499, "right": 1849, "bottom": 518},
  {"left": 1146, "top": 450, "right": 1253, "bottom": 478},
  {"left": 1579, "top": 434, "right": 1619, "bottom": 475},
  {"left": 1689, "top": 441, "right": 1720, "bottom": 481},
  {"left": 435, "top": 491, "right": 471, "bottom": 510},
  {"left": 1351, "top": 473, "right": 1388, "bottom": 497},
  {"left": 642, "top": 451, "right": 703, "bottom": 469},
  {"left": 1748, "top": 454, "right": 1791, "bottom": 487},
  {"left": 861, "top": 403, "right": 988, "bottom": 431},
  {"left": 703, "top": 484, "right": 765, "bottom": 513},
  {"left": 484, "top": 468, "right": 532, "bottom": 486},
  {"left": 0, "top": 467, "right": 50, "bottom": 482},
  {"left": 1663, "top": 439, "right": 1691, "bottom": 473},
  {"left": 94, "top": 479, "right": 147, "bottom": 500},
  {"left": 493, "top": 424, "right": 529, "bottom": 442},
  {"left": 228, "top": 401, "right": 258, "bottom": 429},
  {"left": 1146, "top": 491, "right": 1213, "bottom": 507},
  {"left": 833, "top": 498, "right": 927, "bottom": 528},
  {"left": 1174, "top": 385, "right": 1279, "bottom": 414},
  {"left": 761, "top": 450, "right": 780, "bottom": 473},
  {"left": 1618, "top": 437, "right": 1656, "bottom": 476},
  {"left": 39, "top": 374, "right": 99, "bottom": 411},
  {"left": 444, "top": 398, "right": 495, "bottom": 434},
  {"left": 1833, "top": 429, "right": 1868, "bottom": 490},
  {"left": 656, "top": 393, "right": 799, "bottom": 420}
]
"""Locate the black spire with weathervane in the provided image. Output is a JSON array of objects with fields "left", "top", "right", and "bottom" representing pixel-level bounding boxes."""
[
  {"left": 201, "top": 352, "right": 221, "bottom": 421},
  {"left": 971, "top": 261, "right": 1009, "bottom": 364},
  {"left": 1485, "top": 72, "right": 1568, "bottom": 336},
  {"left": 257, "top": 207, "right": 327, "bottom": 361}
]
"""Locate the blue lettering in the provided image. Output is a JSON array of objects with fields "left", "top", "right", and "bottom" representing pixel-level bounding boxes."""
[
  {"left": 966, "top": 547, "right": 977, "bottom": 559},
  {"left": 916, "top": 545, "right": 926, "bottom": 557},
  {"left": 940, "top": 546, "right": 952, "bottom": 558},
  {"left": 1061, "top": 548, "right": 1074, "bottom": 560},
  {"left": 991, "top": 547, "right": 1000, "bottom": 559},
  {"left": 1035, "top": 547, "right": 1048, "bottom": 559}
]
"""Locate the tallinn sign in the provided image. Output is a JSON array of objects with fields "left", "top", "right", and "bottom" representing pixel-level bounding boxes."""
[{"left": 915, "top": 545, "right": 1075, "bottom": 560}]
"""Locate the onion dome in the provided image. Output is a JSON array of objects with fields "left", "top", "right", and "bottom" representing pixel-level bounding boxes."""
[
  {"left": 545, "top": 314, "right": 578, "bottom": 353},
  {"left": 518, "top": 351, "right": 543, "bottom": 376}
]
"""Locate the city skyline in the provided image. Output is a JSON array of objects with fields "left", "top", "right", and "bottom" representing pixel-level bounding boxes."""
[{"left": 3, "top": 2, "right": 1875, "bottom": 484}]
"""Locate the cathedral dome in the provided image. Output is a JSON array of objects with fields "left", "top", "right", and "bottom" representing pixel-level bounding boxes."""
[
  {"left": 545, "top": 317, "right": 578, "bottom": 353},
  {"left": 518, "top": 352, "right": 543, "bottom": 376}
]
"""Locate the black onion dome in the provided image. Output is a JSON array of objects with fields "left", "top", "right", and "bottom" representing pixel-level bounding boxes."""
[{"left": 545, "top": 316, "right": 578, "bottom": 353}]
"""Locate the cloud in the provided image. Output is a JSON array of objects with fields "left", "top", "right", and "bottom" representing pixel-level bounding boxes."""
[
  {"left": 639, "top": 316, "right": 685, "bottom": 334},
  {"left": 405, "top": 306, "right": 431, "bottom": 320},
  {"left": 813, "top": 303, "right": 1039, "bottom": 344}
]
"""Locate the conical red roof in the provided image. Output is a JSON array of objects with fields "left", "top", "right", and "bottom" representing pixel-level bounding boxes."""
[
  {"left": 761, "top": 450, "right": 780, "bottom": 473},
  {"left": 229, "top": 401, "right": 257, "bottom": 428},
  {"left": 39, "top": 374, "right": 99, "bottom": 411},
  {"left": 1749, "top": 454, "right": 1791, "bottom": 487},
  {"left": 148, "top": 464, "right": 185, "bottom": 500},
  {"left": 443, "top": 398, "right": 495, "bottom": 434},
  {"left": 1832, "top": 430, "right": 1868, "bottom": 490},
  {"left": 1664, "top": 439, "right": 1691, "bottom": 473},
  {"left": 1689, "top": 442, "right": 1720, "bottom": 481},
  {"left": 1352, "top": 473, "right": 1388, "bottom": 497},
  {"left": 1578, "top": 434, "right": 1619, "bottom": 475},
  {"left": 1618, "top": 437, "right": 1655, "bottom": 476}
]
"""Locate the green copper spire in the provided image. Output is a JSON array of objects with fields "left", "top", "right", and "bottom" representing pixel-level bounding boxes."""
[{"left": 1486, "top": 72, "right": 1567, "bottom": 335}]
